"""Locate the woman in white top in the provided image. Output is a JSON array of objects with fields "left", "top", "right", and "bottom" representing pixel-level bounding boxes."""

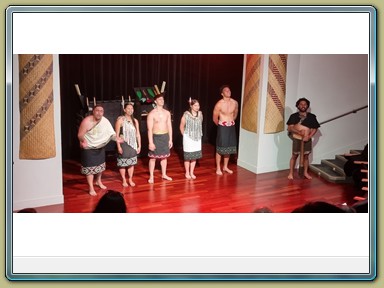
[
  {"left": 115, "top": 103, "right": 141, "bottom": 187},
  {"left": 179, "top": 99, "right": 203, "bottom": 179}
]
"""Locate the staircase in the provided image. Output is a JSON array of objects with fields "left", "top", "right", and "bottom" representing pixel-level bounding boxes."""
[{"left": 309, "top": 149, "right": 362, "bottom": 183}]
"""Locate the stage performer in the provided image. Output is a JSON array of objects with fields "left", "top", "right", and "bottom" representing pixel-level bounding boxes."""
[
  {"left": 147, "top": 94, "right": 173, "bottom": 183},
  {"left": 180, "top": 99, "right": 203, "bottom": 179},
  {"left": 115, "top": 103, "right": 141, "bottom": 187},
  {"left": 213, "top": 85, "right": 239, "bottom": 175},
  {"left": 78, "top": 105, "right": 120, "bottom": 196},
  {"left": 286, "top": 97, "right": 320, "bottom": 180}
]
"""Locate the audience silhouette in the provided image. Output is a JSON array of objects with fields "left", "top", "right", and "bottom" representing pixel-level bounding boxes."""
[
  {"left": 351, "top": 199, "right": 368, "bottom": 213},
  {"left": 93, "top": 190, "right": 127, "bottom": 213},
  {"left": 17, "top": 208, "right": 37, "bottom": 213},
  {"left": 253, "top": 206, "right": 274, "bottom": 213},
  {"left": 291, "top": 201, "right": 351, "bottom": 213}
]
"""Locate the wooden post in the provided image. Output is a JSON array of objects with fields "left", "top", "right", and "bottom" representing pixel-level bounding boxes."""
[{"left": 299, "top": 140, "right": 304, "bottom": 177}]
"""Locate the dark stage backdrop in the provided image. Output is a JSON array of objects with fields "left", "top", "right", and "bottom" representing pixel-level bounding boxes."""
[{"left": 59, "top": 54, "right": 244, "bottom": 160}]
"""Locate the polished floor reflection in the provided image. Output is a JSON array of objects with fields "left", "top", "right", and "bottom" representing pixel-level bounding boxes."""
[{"left": 37, "top": 145, "right": 359, "bottom": 213}]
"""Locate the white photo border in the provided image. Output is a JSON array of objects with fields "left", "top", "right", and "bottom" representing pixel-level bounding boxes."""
[{"left": 6, "top": 5, "right": 377, "bottom": 281}]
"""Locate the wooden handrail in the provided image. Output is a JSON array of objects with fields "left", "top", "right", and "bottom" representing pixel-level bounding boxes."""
[
  {"left": 354, "top": 161, "right": 368, "bottom": 165},
  {"left": 319, "top": 105, "right": 368, "bottom": 125}
]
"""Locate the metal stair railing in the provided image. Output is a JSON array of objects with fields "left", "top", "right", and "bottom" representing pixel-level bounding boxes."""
[{"left": 319, "top": 105, "right": 368, "bottom": 125}]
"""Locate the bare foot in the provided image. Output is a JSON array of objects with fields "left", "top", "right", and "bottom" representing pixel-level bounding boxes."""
[
  {"left": 185, "top": 174, "right": 191, "bottom": 179},
  {"left": 287, "top": 174, "right": 294, "bottom": 180},
  {"left": 216, "top": 170, "right": 223, "bottom": 175},
  {"left": 304, "top": 173, "right": 312, "bottom": 180},
  {"left": 122, "top": 181, "right": 128, "bottom": 187},
  {"left": 148, "top": 178, "right": 154, "bottom": 184},
  {"left": 223, "top": 168, "right": 233, "bottom": 174},
  {"left": 89, "top": 190, "right": 97, "bottom": 196},
  {"left": 128, "top": 179, "right": 136, "bottom": 187},
  {"left": 191, "top": 174, "right": 196, "bottom": 179},
  {"left": 96, "top": 182, "right": 107, "bottom": 189},
  {"left": 162, "top": 175, "right": 173, "bottom": 181}
]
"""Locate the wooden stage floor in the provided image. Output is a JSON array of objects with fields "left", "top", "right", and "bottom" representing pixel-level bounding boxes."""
[{"left": 34, "top": 144, "right": 360, "bottom": 213}]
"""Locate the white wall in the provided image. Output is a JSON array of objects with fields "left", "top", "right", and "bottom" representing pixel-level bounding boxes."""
[
  {"left": 238, "top": 54, "right": 369, "bottom": 174},
  {"left": 13, "top": 54, "right": 64, "bottom": 210}
]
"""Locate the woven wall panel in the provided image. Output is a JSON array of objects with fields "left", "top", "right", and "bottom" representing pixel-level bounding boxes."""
[
  {"left": 264, "top": 54, "right": 288, "bottom": 134},
  {"left": 19, "top": 54, "right": 56, "bottom": 159},
  {"left": 241, "top": 54, "right": 261, "bottom": 133}
]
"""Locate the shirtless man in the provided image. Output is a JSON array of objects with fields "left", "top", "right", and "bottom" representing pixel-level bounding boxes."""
[
  {"left": 286, "top": 98, "right": 320, "bottom": 180},
  {"left": 147, "top": 94, "right": 173, "bottom": 183},
  {"left": 212, "top": 85, "right": 239, "bottom": 175},
  {"left": 78, "top": 105, "right": 119, "bottom": 195}
]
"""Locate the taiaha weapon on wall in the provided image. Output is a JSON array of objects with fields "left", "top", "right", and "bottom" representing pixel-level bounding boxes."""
[
  {"left": 74, "top": 84, "right": 93, "bottom": 130},
  {"left": 160, "top": 81, "right": 166, "bottom": 93},
  {"left": 154, "top": 81, "right": 166, "bottom": 95},
  {"left": 154, "top": 84, "right": 160, "bottom": 95},
  {"left": 133, "top": 81, "right": 166, "bottom": 105},
  {"left": 74, "top": 83, "right": 96, "bottom": 115},
  {"left": 74, "top": 84, "right": 85, "bottom": 109},
  {"left": 121, "top": 95, "right": 125, "bottom": 114}
]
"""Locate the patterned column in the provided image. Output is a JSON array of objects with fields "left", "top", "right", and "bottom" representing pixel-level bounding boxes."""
[
  {"left": 19, "top": 54, "right": 56, "bottom": 159},
  {"left": 264, "top": 54, "right": 288, "bottom": 133},
  {"left": 241, "top": 54, "right": 261, "bottom": 133}
]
